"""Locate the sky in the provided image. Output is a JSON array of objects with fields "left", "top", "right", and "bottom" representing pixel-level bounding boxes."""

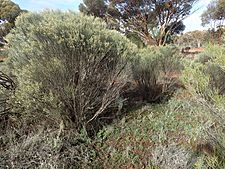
[{"left": 11, "top": 0, "right": 211, "bottom": 32}]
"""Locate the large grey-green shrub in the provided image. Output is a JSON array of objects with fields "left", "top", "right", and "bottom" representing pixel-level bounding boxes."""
[{"left": 6, "top": 11, "right": 136, "bottom": 131}]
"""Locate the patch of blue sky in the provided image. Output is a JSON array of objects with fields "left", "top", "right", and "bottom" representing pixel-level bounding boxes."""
[{"left": 12, "top": 0, "right": 82, "bottom": 11}]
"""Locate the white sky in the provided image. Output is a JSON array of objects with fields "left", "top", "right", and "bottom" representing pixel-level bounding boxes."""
[{"left": 183, "top": 0, "right": 211, "bottom": 32}]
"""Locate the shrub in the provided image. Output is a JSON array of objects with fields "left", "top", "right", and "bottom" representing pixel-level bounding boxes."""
[
  {"left": 182, "top": 45, "right": 225, "bottom": 102},
  {"left": 130, "top": 45, "right": 182, "bottom": 102},
  {"left": 195, "top": 44, "right": 224, "bottom": 64},
  {"left": 0, "top": 127, "right": 100, "bottom": 169},
  {"left": 182, "top": 45, "right": 225, "bottom": 116},
  {"left": 6, "top": 11, "right": 136, "bottom": 132},
  {"left": 181, "top": 44, "right": 225, "bottom": 168}
]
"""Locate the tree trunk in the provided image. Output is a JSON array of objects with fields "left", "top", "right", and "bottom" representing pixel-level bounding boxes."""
[{"left": 144, "top": 34, "right": 157, "bottom": 46}]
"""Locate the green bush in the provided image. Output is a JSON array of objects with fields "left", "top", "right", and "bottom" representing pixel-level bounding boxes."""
[
  {"left": 181, "top": 44, "right": 225, "bottom": 168},
  {"left": 195, "top": 44, "right": 224, "bottom": 64},
  {"left": 6, "top": 11, "right": 136, "bottom": 131},
  {"left": 182, "top": 45, "right": 225, "bottom": 126},
  {"left": 182, "top": 45, "right": 225, "bottom": 102},
  {"left": 131, "top": 45, "right": 182, "bottom": 102}
]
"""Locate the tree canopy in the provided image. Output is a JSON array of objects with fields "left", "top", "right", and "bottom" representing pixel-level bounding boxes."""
[
  {"left": 201, "top": 0, "right": 225, "bottom": 44},
  {"left": 79, "top": 0, "right": 199, "bottom": 46},
  {"left": 0, "top": 0, "right": 21, "bottom": 22},
  {"left": 0, "top": 0, "right": 23, "bottom": 39},
  {"left": 201, "top": 0, "right": 225, "bottom": 28},
  {"left": 79, "top": 0, "right": 107, "bottom": 18}
]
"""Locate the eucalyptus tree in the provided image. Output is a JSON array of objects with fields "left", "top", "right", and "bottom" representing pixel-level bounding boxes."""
[
  {"left": 0, "top": 0, "right": 23, "bottom": 38},
  {"left": 80, "top": 0, "right": 199, "bottom": 46}
]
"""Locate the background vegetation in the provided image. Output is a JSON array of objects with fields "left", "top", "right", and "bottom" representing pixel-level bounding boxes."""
[{"left": 0, "top": 0, "right": 225, "bottom": 168}]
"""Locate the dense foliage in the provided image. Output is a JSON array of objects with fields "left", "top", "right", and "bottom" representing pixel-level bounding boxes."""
[
  {"left": 181, "top": 45, "right": 225, "bottom": 168},
  {"left": 79, "top": 0, "right": 107, "bottom": 18},
  {"left": 6, "top": 11, "right": 136, "bottom": 132},
  {"left": 131, "top": 45, "right": 182, "bottom": 102},
  {"left": 0, "top": 6, "right": 225, "bottom": 169},
  {"left": 183, "top": 45, "right": 225, "bottom": 101},
  {"left": 201, "top": 0, "right": 225, "bottom": 27},
  {"left": 201, "top": 0, "right": 225, "bottom": 45},
  {"left": 79, "top": 0, "right": 198, "bottom": 46},
  {"left": 0, "top": 0, "right": 23, "bottom": 38}
]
